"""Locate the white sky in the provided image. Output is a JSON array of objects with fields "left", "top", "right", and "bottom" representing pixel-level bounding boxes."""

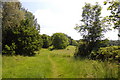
[{"left": 21, "top": 0, "right": 119, "bottom": 40}]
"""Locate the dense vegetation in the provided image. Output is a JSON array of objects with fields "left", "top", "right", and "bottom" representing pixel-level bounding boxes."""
[
  {"left": 75, "top": 3, "right": 108, "bottom": 57},
  {"left": 2, "top": 2, "right": 43, "bottom": 56},
  {"left": 109, "top": 40, "right": 120, "bottom": 46},
  {"left": 91, "top": 46, "right": 120, "bottom": 61},
  {"left": 52, "top": 33, "right": 69, "bottom": 49},
  {"left": 74, "top": 0, "right": 120, "bottom": 62},
  {"left": 1, "top": 0, "right": 120, "bottom": 79},
  {"left": 41, "top": 34, "right": 52, "bottom": 48}
]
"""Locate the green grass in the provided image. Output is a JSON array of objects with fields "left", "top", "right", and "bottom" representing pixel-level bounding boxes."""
[
  {"left": 2, "top": 46, "right": 118, "bottom": 78},
  {"left": 2, "top": 51, "right": 52, "bottom": 78}
]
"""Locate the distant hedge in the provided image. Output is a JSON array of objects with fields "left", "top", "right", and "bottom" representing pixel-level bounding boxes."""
[
  {"left": 52, "top": 33, "right": 69, "bottom": 49},
  {"left": 71, "top": 40, "right": 78, "bottom": 46},
  {"left": 90, "top": 46, "right": 120, "bottom": 61},
  {"left": 41, "top": 34, "right": 52, "bottom": 48}
]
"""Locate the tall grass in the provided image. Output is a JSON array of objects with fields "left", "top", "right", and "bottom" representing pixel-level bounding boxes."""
[
  {"left": 50, "top": 53, "right": 118, "bottom": 78},
  {"left": 2, "top": 46, "right": 118, "bottom": 78},
  {"left": 2, "top": 50, "right": 52, "bottom": 78}
]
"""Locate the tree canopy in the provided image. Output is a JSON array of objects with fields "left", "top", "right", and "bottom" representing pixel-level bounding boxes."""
[
  {"left": 75, "top": 3, "right": 108, "bottom": 57},
  {"left": 41, "top": 34, "right": 52, "bottom": 48},
  {"left": 2, "top": 2, "right": 43, "bottom": 56},
  {"left": 52, "top": 33, "right": 69, "bottom": 49}
]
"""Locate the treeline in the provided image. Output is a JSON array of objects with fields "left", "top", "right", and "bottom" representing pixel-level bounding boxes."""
[
  {"left": 41, "top": 33, "right": 78, "bottom": 49},
  {"left": 2, "top": 0, "right": 120, "bottom": 62},
  {"left": 2, "top": 1, "right": 78, "bottom": 56},
  {"left": 2, "top": 2, "right": 43, "bottom": 56},
  {"left": 74, "top": 0, "right": 120, "bottom": 62}
]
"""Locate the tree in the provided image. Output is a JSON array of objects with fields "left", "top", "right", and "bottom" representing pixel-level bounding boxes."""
[
  {"left": 41, "top": 34, "right": 52, "bottom": 48},
  {"left": 71, "top": 40, "right": 78, "bottom": 46},
  {"left": 15, "top": 19, "right": 43, "bottom": 56},
  {"left": 75, "top": 3, "right": 107, "bottom": 56},
  {"left": 104, "top": 0, "right": 120, "bottom": 38},
  {"left": 2, "top": 1, "right": 43, "bottom": 56},
  {"left": 23, "top": 9, "right": 40, "bottom": 31},
  {"left": 52, "top": 33, "right": 69, "bottom": 49},
  {"left": 65, "top": 34, "right": 73, "bottom": 45},
  {"left": 2, "top": 2, "right": 24, "bottom": 55},
  {"left": 3, "top": 18, "right": 43, "bottom": 56},
  {"left": 2, "top": 2, "right": 24, "bottom": 30}
]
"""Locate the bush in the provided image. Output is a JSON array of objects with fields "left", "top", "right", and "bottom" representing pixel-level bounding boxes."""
[
  {"left": 41, "top": 34, "right": 52, "bottom": 48},
  {"left": 2, "top": 20, "right": 43, "bottom": 56},
  {"left": 108, "top": 40, "right": 120, "bottom": 46},
  {"left": 71, "top": 40, "right": 78, "bottom": 46},
  {"left": 2, "top": 43, "right": 16, "bottom": 55},
  {"left": 90, "top": 46, "right": 120, "bottom": 61},
  {"left": 74, "top": 39, "right": 109, "bottom": 58},
  {"left": 52, "top": 33, "right": 69, "bottom": 49},
  {"left": 74, "top": 41, "right": 90, "bottom": 57}
]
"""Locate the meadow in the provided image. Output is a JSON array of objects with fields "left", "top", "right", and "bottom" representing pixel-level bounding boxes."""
[{"left": 2, "top": 46, "right": 118, "bottom": 78}]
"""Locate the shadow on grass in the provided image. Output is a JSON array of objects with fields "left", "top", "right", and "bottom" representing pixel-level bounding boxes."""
[{"left": 2, "top": 53, "right": 36, "bottom": 57}]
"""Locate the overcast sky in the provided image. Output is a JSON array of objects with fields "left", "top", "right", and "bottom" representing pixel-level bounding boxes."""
[{"left": 21, "top": 0, "right": 119, "bottom": 40}]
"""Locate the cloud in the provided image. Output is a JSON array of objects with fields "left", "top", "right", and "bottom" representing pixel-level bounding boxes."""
[
  {"left": 34, "top": 8, "right": 82, "bottom": 40},
  {"left": 33, "top": 0, "right": 118, "bottom": 40}
]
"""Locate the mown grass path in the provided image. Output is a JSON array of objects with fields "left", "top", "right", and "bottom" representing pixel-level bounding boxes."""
[{"left": 48, "top": 54, "right": 58, "bottom": 78}]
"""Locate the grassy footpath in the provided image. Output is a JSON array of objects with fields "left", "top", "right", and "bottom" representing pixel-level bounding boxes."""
[{"left": 2, "top": 46, "right": 118, "bottom": 78}]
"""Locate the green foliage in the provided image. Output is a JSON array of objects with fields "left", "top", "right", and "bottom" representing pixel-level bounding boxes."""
[
  {"left": 75, "top": 39, "right": 109, "bottom": 58},
  {"left": 71, "top": 40, "right": 78, "bottom": 46},
  {"left": 2, "top": 2, "right": 43, "bottom": 56},
  {"left": 74, "top": 41, "right": 89, "bottom": 57},
  {"left": 91, "top": 46, "right": 120, "bottom": 61},
  {"left": 2, "top": 2, "right": 24, "bottom": 31},
  {"left": 103, "top": 0, "right": 120, "bottom": 38},
  {"left": 99, "top": 39, "right": 109, "bottom": 47},
  {"left": 16, "top": 22, "right": 43, "bottom": 56},
  {"left": 75, "top": 3, "right": 105, "bottom": 42},
  {"left": 104, "top": 0, "right": 120, "bottom": 29},
  {"left": 65, "top": 34, "right": 73, "bottom": 45},
  {"left": 75, "top": 3, "right": 108, "bottom": 57},
  {"left": 52, "top": 33, "right": 69, "bottom": 49},
  {"left": 109, "top": 40, "right": 120, "bottom": 46},
  {"left": 2, "top": 43, "right": 16, "bottom": 55},
  {"left": 41, "top": 34, "right": 52, "bottom": 48},
  {"left": 3, "top": 19, "right": 43, "bottom": 56}
]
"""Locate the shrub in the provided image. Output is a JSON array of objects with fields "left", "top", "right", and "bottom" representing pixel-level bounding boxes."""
[
  {"left": 15, "top": 25, "right": 43, "bottom": 56},
  {"left": 52, "top": 33, "right": 69, "bottom": 49},
  {"left": 71, "top": 40, "right": 78, "bottom": 46},
  {"left": 41, "top": 34, "right": 52, "bottom": 48},
  {"left": 74, "top": 39, "right": 109, "bottom": 58},
  {"left": 108, "top": 40, "right": 120, "bottom": 46},
  {"left": 90, "top": 46, "right": 120, "bottom": 61},
  {"left": 2, "top": 20, "right": 43, "bottom": 56},
  {"left": 2, "top": 43, "right": 16, "bottom": 55},
  {"left": 74, "top": 41, "right": 90, "bottom": 57}
]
